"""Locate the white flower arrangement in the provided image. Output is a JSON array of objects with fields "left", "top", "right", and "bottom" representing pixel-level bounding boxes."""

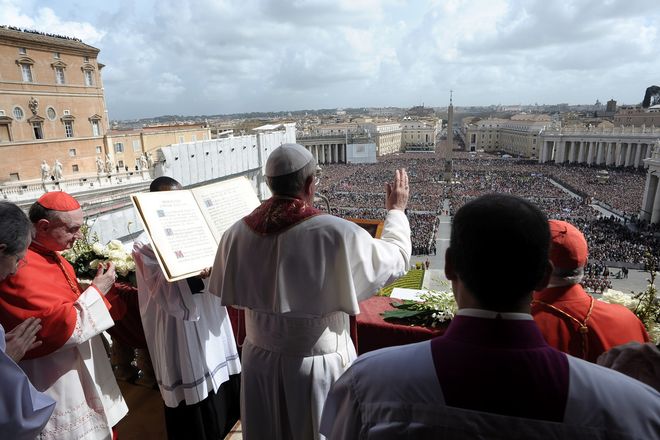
[
  {"left": 62, "top": 225, "right": 136, "bottom": 284},
  {"left": 88, "top": 240, "right": 136, "bottom": 278},
  {"left": 382, "top": 290, "right": 457, "bottom": 328},
  {"left": 602, "top": 289, "right": 660, "bottom": 344},
  {"left": 601, "top": 289, "right": 640, "bottom": 310}
]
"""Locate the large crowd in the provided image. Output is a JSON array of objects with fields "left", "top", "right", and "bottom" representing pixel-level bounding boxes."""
[
  {"left": 317, "top": 150, "right": 659, "bottom": 264},
  {"left": 318, "top": 154, "right": 446, "bottom": 254}
]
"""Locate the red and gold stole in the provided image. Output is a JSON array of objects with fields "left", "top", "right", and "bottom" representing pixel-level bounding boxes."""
[{"left": 244, "top": 196, "right": 323, "bottom": 235}]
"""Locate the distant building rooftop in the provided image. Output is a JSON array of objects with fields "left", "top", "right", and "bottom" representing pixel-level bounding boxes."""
[
  {"left": 0, "top": 25, "right": 99, "bottom": 54},
  {"left": 253, "top": 124, "right": 286, "bottom": 131}
]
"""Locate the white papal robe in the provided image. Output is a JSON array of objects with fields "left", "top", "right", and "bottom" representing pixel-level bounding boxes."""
[
  {"left": 18, "top": 288, "right": 128, "bottom": 440},
  {"left": 210, "top": 205, "right": 411, "bottom": 440},
  {"left": 133, "top": 233, "right": 241, "bottom": 408}
]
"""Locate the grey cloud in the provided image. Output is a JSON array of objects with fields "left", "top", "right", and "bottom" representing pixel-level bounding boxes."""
[{"left": 459, "top": 0, "right": 658, "bottom": 54}]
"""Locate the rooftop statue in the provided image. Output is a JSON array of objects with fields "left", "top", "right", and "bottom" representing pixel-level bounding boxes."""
[{"left": 40, "top": 160, "right": 50, "bottom": 181}]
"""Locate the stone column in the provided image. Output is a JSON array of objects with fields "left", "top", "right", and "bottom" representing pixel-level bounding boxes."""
[
  {"left": 555, "top": 141, "right": 565, "bottom": 164},
  {"left": 645, "top": 144, "right": 653, "bottom": 169},
  {"left": 604, "top": 143, "right": 613, "bottom": 166},
  {"left": 624, "top": 143, "right": 634, "bottom": 167},
  {"left": 641, "top": 172, "right": 656, "bottom": 222},
  {"left": 596, "top": 142, "right": 604, "bottom": 165},
  {"left": 651, "top": 176, "right": 660, "bottom": 223},
  {"left": 578, "top": 141, "right": 586, "bottom": 163},
  {"left": 538, "top": 142, "right": 545, "bottom": 163},
  {"left": 332, "top": 144, "right": 337, "bottom": 163},
  {"left": 614, "top": 142, "right": 622, "bottom": 166},
  {"left": 562, "top": 141, "right": 569, "bottom": 163},
  {"left": 587, "top": 141, "right": 595, "bottom": 165},
  {"left": 634, "top": 144, "right": 644, "bottom": 168}
]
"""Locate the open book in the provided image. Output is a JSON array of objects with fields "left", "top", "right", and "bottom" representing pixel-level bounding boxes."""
[{"left": 131, "top": 176, "right": 260, "bottom": 281}]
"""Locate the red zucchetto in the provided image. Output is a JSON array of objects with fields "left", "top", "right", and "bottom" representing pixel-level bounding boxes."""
[
  {"left": 548, "top": 220, "right": 588, "bottom": 270},
  {"left": 37, "top": 191, "right": 81, "bottom": 211}
]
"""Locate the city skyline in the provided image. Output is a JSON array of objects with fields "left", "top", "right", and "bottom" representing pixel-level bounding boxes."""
[{"left": 3, "top": 0, "right": 659, "bottom": 120}]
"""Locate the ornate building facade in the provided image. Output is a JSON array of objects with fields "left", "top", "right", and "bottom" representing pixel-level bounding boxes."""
[
  {"left": 614, "top": 106, "right": 660, "bottom": 127},
  {"left": 106, "top": 124, "right": 210, "bottom": 172},
  {"left": 464, "top": 114, "right": 549, "bottom": 158},
  {"left": 0, "top": 26, "right": 108, "bottom": 182},
  {"left": 362, "top": 122, "right": 402, "bottom": 156},
  {"left": 0, "top": 27, "right": 213, "bottom": 184},
  {"left": 538, "top": 124, "right": 659, "bottom": 169},
  {"left": 401, "top": 119, "right": 439, "bottom": 151}
]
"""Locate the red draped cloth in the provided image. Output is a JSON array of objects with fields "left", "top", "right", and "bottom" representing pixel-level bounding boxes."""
[
  {"left": 355, "top": 296, "right": 445, "bottom": 355},
  {"left": 105, "top": 282, "right": 148, "bottom": 349}
]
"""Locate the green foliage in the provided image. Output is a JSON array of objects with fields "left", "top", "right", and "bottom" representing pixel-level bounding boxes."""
[
  {"left": 62, "top": 224, "right": 100, "bottom": 279},
  {"left": 377, "top": 269, "right": 425, "bottom": 297},
  {"left": 631, "top": 253, "right": 660, "bottom": 342},
  {"left": 382, "top": 291, "right": 457, "bottom": 328}
]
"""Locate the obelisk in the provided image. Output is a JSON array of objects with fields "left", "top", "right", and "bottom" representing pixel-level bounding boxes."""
[{"left": 442, "top": 90, "right": 454, "bottom": 181}]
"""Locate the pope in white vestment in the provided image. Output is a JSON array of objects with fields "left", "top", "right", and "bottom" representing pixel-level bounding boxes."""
[{"left": 209, "top": 144, "right": 412, "bottom": 440}]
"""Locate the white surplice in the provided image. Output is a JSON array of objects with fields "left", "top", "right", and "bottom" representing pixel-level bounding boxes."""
[
  {"left": 18, "top": 287, "right": 128, "bottom": 440},
  {"left": 0, "top": 324, "right": 55, "bottom": 440},
  {"left": 210, "top": 209, "right": 411, "bottom": 440},
  {"left": 133, "top": 233, "right": 241, "bottom": 408}
]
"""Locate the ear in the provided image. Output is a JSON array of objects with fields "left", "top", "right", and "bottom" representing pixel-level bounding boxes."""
[
  {"left": 34, "top": 218, "right": 50, "bottom": 235},
  {"left": 0, "top": 243, "right": 7, "bottom": 254},
  {"left": 534, "top": 261, "right": 553, "bottom": 291},
  {"left": 444, "top": 247, "right": 457, "bottom": 281},
  {"left": 303, "top": 175, "right": 315, "bottom": 197}
]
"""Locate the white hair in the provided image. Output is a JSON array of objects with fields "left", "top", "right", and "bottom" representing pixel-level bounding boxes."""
[{"left": 547, "top": 267, "right": 584, "bottom": 288}]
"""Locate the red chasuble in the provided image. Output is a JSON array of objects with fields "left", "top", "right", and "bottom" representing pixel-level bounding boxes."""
[
  {"left": 532, "top": 284, "right": 649, "bottom": 362},
  {"left": 0, "top": 242, "right": 111, "bottom": 359}
]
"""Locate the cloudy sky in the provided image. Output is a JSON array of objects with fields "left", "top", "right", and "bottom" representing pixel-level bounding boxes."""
[{"left": 3, "top": 0, "right": 659, "bottom": 120}]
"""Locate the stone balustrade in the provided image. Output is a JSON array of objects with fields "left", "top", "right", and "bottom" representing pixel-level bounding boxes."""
[{"left": 0, "top": 169, "right": 153, "bottom": 204}]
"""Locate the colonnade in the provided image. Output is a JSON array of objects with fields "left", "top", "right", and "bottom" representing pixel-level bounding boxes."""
[
  {"left": 539, "top": 139, "right": 654, "bottom": 169},
  {"left": 304, "top": 143, "right": 346, "bottom": 164},
  {"left": 640, "top": 146, "right": 660, "bottom": 223}
]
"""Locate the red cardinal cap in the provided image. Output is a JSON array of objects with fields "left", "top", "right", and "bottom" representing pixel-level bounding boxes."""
[
  {"left": 548, "top": 220, "right": 588, "bottom": 270},
  {"left": 37, "top": 191, "right": 81, "bottom": 211}
]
